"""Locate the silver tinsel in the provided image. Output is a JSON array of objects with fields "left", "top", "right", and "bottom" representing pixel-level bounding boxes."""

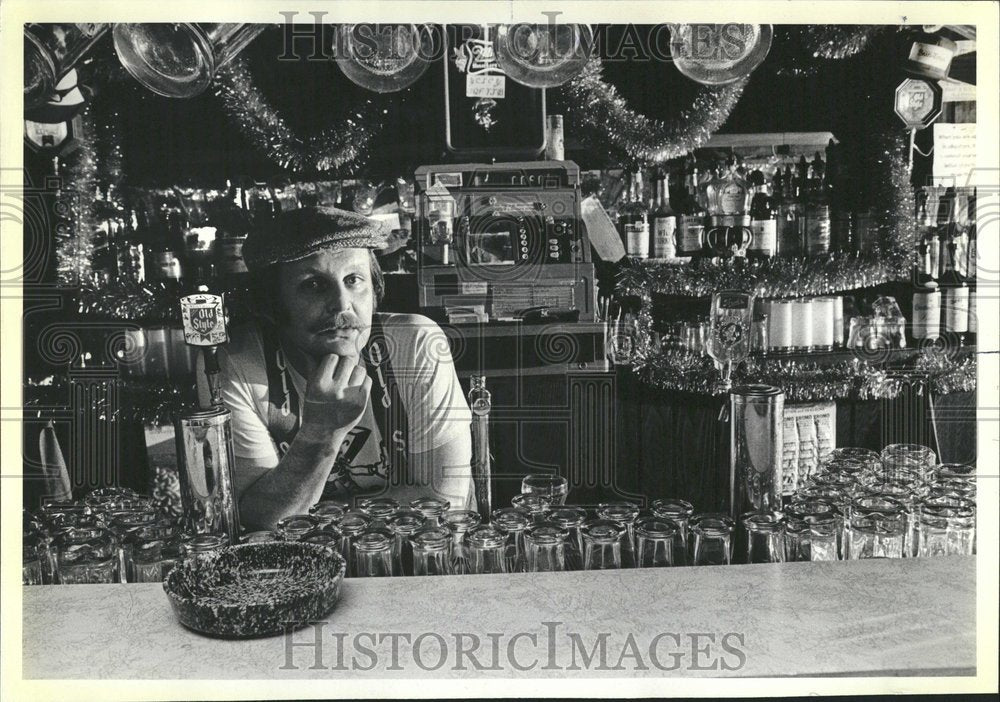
[
  {"left": 553, "top": 55, "right": 748, "bottom": 166},
  {"left": 213, "top": 56, "right": 392, "bottom": 173}
]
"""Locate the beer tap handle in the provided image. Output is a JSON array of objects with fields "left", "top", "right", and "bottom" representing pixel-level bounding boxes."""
[{"left": 180, "top": 289, "right": 229, "bottom": 410}]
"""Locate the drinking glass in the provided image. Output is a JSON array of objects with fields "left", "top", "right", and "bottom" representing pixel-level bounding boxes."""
[
  {"left": 635, "top": 516, "right": 681, "bottom": 567},
  {"left": 581, "top": 519, "right": 625, "bottom": 570},
  {"left": 825, "top": 447, "right": 881, "bottom": 472},
  {"left": 309, "top": 500, "right": 349, "bottom": 528},
  {"left": 105, "top": 509, "right": 160, "bottom": 537},
  {"left": 356, "top": 497, "right": 400, "bottom": 527},
  {"left": 353, "top": 527, "right": 393, "bottom": 577},
  {"left": 84, "top": 487, "right": 139, "bottom": 513},
  {"left": 928, "top": 477, "right": 977, "bottom": 501},
  {"left": 123, "top": 523, "right": 184, "bottom": 582},
  {"left": 934, "top": 463, "right": 975, "bottom": 481},
  {"left": 410, "top": 496, "right": 451, "bottom": 526},
  {"left": 881, "top": 443, "right": 936, "bottom": 481},
  {"left": 916, "top": 496, "right": 976, "bottom": 557},
  {"left": 510, "top": 494, "right": 552, "bottom": 524},
  {"left": 183, "top": 533, "right": 228, "bottom": 558},
  {"left": 443, "top": 510, "right": 482, "bottom": 575},
  {"left": 847, "top": 495, "right": 908, "bottom": 559},
  {"left": 54, "top": 527, "right": 118, "bottom": 584},
  {"left": 650, "top": 498, "right": 694, "bottom": 565},
  {"left": 809, "top": 470, "right": 857, "bottom": 494},
  {"left": 299, "top": 526, "right": 342, "bottom": 552},
  {"left": 784, "top": 501, "right": 839, "bottom": 561},
  {"left": 930, "top": 465, "right": 976, "bottom": 501},
  {"left": 520, "top": 474, "right": 569, "bottom": 506},
  {"left": 523, "top": 523, "right": 569, "bottom": 572},
  {"left": 546, "top": 507, "right": 588, "bottom": 571},
  {"left": 466, "top": 526, "right": 508, "bottom": 574},
  {"left": 23, "top": 530, "right": 44, "bottom": 585},
  {"left": 387, "top": 509, "right": 427, "bottom": 576},
  {"left": 859, "top": 477, "right": 928, "bottom": 557},
  {"left": 410, "top": 527, "right": 453, "bottom": 576},
  {"left": 337, "top": 511, "right": 373, "bottom": 577},
  {"left": 596, "top": 502, "right": 640, "bottom": 568},
  {"left": 815, "top": 457, "right": 869, "bottom": 483},
  {"left": 241, "top": 530, "right": 278, "bottom": 544},
  {"left": 740, "top": 512, "right": 786, "bottom": 564},
  {"left": 691, "top": 514, "right": 735, "bottom": 566},
  {"left": 275, "top": 514, "right": 323, "bottom": 542},
  {"left": 38, "top": 500, "right": 90, "bottom": 528},
  {"left": 491, "top": 507, "right": 531, "bottom": 573},
  {"left": 791, "top": 488, "right": 851, "bottom": 557}
]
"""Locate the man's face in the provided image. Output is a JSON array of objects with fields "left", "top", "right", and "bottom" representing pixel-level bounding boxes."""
[{"left": 275, "top": 247, "right": 375, "bottom": 359}]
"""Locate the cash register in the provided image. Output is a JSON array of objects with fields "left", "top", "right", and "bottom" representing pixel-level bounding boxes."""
[{"left": 412, "top": 160, "right": 607, "bottom": 375}]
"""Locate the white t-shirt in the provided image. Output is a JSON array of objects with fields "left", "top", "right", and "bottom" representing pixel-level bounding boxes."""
[{"left": 218, "top": 312, "right": 472, "bottom": 497}]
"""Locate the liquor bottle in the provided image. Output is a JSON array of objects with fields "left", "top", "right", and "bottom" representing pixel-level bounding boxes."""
[
  {"left": 911, "top": 228, "right": 941, "bottom": 341},
  {"left": 934, "top": 187, "right": 954, "bottom": 279},
  {"left": 952, "top": 189, "right": 970, "bottom": 279},
  {"left": 650, "top": 172, "right": 677, "bottom": 260},
  {"left": 747, "top": 170, "right": 776, "bottom": 259},
  {"left": 675, "top": 164, "right": 706, "bottom": 257},
  {"left": 468, "top": 376, "right": 493, "bottom": 518},
  {"left": 706, "top": 154, "right": 750, "bottom": 216},
  {"left": 619, "top": 171, "right": 649, "bottom": 260},
  {"left": 804, "top": 154, "right": 831, "bottom": 256},
  {"left": 966, "top": 188, "right": 977, "bottom": 335},
  {"left": 940, "top": 237, "right": 969, "bottom": 337},
  {"left": 777, "top": 164, "right": 802, "bottom": 257}
]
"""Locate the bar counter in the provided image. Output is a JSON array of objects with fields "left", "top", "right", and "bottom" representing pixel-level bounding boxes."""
[{"left": 22, "top": 556, "right": 975, "bottom": 679}]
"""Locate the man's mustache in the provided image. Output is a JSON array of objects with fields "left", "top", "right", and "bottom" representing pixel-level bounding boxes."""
[{"left": 310, "top": 313, "right": 367, "bottom": 332}]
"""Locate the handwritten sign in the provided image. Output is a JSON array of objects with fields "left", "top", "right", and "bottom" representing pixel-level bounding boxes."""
[
  {"left": 466, "top": 74, "right": 505, "bottom": 99},
  {"left": 933, "top": 123, "right": 976, "bottom": 184}
]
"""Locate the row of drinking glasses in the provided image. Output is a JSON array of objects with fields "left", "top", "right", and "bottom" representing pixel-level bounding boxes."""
[
  {"left": 259, "top": 490, "right": 751, "bottom": 575},
  {"left": 22, "top": 487, "right": 225, "bottom": 585}
]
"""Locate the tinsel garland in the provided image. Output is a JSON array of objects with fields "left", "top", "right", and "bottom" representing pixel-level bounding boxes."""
[
  {"left": 213, "top": 56, "right": 392, "bottom": 173},
  {"left": 26, "top": 376, "right": 191, "bottom": 426},
  {"left": 770, "top": 25, "right": 897, "bottom": 78},
  {"left": 632, "top": 347, "right": 978, "bottom": 402},
  {"left": 76, "top": 278, "right": 255, "bottom": 322},
  {"left": 619, "top": 130, "right": 916, "bottom": 299},
  {"left": 54, "top": 103, "right": 99, "bottom": 286},
  {"left": 552, "top": 55, "right": 748, "bottom": 166},
  {"left": 796, "top": 25, "right": 892, "bottom": 60}
]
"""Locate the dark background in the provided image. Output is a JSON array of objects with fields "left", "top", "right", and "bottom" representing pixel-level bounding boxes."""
[{"left": 38, "top": 24, "right": 969, "bottom": 185}]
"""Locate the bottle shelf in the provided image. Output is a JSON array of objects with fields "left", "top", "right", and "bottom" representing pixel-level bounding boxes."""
[
  {"left": 618, "top": 249, "right": 911, "bottom": 300},
  {"left": 624, "top": 344, "right": 977, "bottom": 402}
]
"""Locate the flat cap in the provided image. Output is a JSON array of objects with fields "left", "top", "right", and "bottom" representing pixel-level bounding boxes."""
[{"left": 243, "top": 206, "right": 391, "bottom": 272}]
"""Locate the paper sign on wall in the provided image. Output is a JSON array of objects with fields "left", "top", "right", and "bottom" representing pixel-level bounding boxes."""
[{"left": 933, "top": 123, "right": 976, "bottom": 185}]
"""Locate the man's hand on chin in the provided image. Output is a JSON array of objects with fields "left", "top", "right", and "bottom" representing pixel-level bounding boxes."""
[{"left": 298, "top": 352, "right": 372, "bottom": 444}]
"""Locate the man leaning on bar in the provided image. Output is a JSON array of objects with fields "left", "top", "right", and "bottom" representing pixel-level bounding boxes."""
[{"left": 208, "top": 206, "right": 474, "bottom": 530}]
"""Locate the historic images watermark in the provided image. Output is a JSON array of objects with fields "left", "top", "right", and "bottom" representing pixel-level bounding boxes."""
[
  {"left": 276, "top": 12, "right": 757, "bottom": 66},
  {"left": 280, "top": 621, "right": 748, "bottom": 672}
]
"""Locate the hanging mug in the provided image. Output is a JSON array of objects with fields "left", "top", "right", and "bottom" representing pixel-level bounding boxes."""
[
  {"left": 24, "top": 23, "right": 109, "bottom": 110},
  {"left": 113, "top": 23, "right": 265, "bottom": 98}
]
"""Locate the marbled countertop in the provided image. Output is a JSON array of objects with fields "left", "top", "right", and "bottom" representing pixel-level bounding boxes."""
[{"left": 22, "top": 556, "right": 975, "bottom": 679}]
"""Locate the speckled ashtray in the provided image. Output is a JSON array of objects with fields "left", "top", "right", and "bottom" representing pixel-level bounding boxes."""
[{"left": 163, "top": 542, "right": 346, "bottom": 638}]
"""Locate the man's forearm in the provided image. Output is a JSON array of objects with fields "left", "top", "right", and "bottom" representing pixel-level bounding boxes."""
[{"left": 238, "top": 429, "right": 347, "bottom": 530}]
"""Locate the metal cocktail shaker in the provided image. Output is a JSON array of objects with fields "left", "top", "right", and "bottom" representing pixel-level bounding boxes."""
[
  {"left": 730, "top": 384, "right": 785, "bottom": 517},
  {"left": 173, "top": 406, "right": 240, "bottom": 543}
]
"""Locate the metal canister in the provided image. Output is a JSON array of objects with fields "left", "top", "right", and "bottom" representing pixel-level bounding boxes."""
[
  {"left": 173, "top": 406, "right": 240, "bottom": 544},
  {"left": 545, "top": 114, "right": 564, "bottom": 160},
  {"left": 730, "top": 385, "right": 784, "bottom": 518}
]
